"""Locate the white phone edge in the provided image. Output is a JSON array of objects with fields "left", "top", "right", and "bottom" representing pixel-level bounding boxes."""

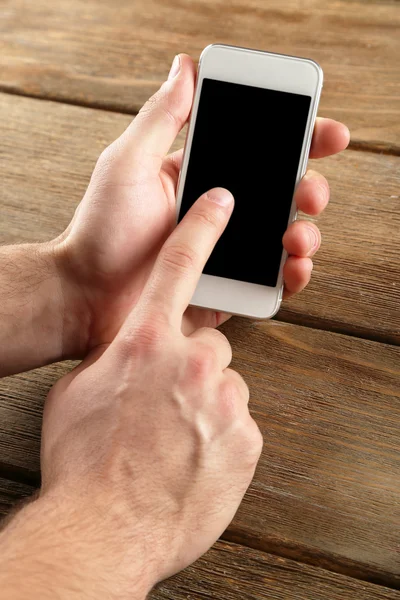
[{"left": 175, "top": 44, "right": 323, "bottom": 320}]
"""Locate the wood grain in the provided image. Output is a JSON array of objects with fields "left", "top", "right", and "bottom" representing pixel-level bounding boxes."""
[
  {"left": 0, "top": 320, "right": 399, "bottom": 585},
  {"left": 286, "top": 150, "right": 400, "bottom": 344},
  {"left": 0, "top": 0, "right": 399, "bottom": 152},
  {"left": 0, "top": 2, "right": 399, "bottom": 594},
  {"left": 0, "top": 476, "right": 398, "bottom": 600},
  {"left": 0, "top": 362, "right": 74, "bottom": 484},
  {"left": 0, "top": 477, "right": 34, "bottom": 517},
  {"left": 1, "top": 92, "right": 399, "bottom": 342},
  {"left": 222, "top": 318, "right": 400, "bottom": 586},
  {"left": 152, "top": 541, "right": 400, "bottom": 600}
]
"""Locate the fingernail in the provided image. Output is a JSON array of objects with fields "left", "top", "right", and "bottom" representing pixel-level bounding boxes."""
[
  {"left": 307, "top": 226, "right": 319, "bottom": 251},
  {"left": 303, "top": 169, "right": 317, "bottom": 181},
  {"left": 342, "top": 124, "right": 351, "bottom": 145},
  {"left": 168, "top": 55, "right": 181, "bottom": 80},
  {"left": 208, "top": 188, "right": 234, "bottom": 207}
]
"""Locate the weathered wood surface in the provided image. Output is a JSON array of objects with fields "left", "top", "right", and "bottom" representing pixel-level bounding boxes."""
[
  {"left": 152, "top": 541, "right": 400, "bottom": 600},
  {"left": 0, "top": 319, "right": 399, "bottom": 585},
  {"left": 0, "top": 477, "right": 33, "bottom": 517},
  {"left": 287, "top": 150, "right": 400, "bottom": 344},
  {"left": 0, "top": 362, "right": 73, "bottom": 485},
  {"left": 1, "top": 1, "right": 399, "bottom": 592},
  {"left": 0, "top": 480, "right": 398, "bottom": 600},
  {"left": 0, "top": 0, "right": 399, "bottom": 152},
  {"left": 222, "top": 318, "right": 400, "bottom": 586},
  {"left": 1, "top": 93, "right": 399, "bottom": 342}
]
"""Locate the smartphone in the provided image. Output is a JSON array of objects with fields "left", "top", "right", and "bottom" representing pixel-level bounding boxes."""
[{"left": 176, "top": 44, "right": 323, "bottom": 319}]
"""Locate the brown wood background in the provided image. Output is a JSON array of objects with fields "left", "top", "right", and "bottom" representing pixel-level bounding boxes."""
[
  {"left": 0, "top": 0, "right": 399, "bottom": 598},
  {"left": 1, "top": 0, "right": 399, "bottom": 153}
]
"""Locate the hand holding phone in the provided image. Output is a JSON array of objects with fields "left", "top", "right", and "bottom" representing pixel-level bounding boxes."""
[
  {"left": 177, "top": 45, "right": 324, "bottom": 318},
  {"left": 50, "top": 51, "right": 347, "bottom": 363}
]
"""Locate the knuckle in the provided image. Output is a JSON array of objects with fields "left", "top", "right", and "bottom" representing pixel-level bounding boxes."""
[
  {"left": 139, "top": 89, "right": 184, "bottom": 130},
  {"left": 218, "top": 374, "right": 245, "bottom": 419},
  {"left": 318, "top": 178, "right": 330, "bottom": 201},
  {"left": 197, "top": 327, "right": 232, "bottom": 355},
  {"left": 97, "top": 142, "right": 117, "bottom": 169},
  {"left": 135, "top": 321, "right": 165, "bottom": 349},
  {"left": 139, "top": 89, "right": 163, "bottom": 117},
  {"left": 248, "top": 420, "right": 264, "bottom": 456},
  {"left": 161, "top": 243, "right": 197, "bottom": 275},
  {"left": 225, "top": 368, "right": 248, "bottom": 397},
  {"left": 241, "top": 418, "right": 264, "bottom": 461},
  {"left": 241, "top": 381, "right": 250, "bottom": 402},
  {"left": 94, "top": 141, "right": 126, "bottom": 184},
  {"left": 186, "top": 347, "right": 215, "bottom": 381},
  {"left": 207, "top": 327, "right": 229, "bottom": 345},
  {"left": 118, "top": 319, "right": 165, "bottom": 360},
  {"left": 192, "top": 207, "right": 220, "bottom": 230},
  {"left": 219, "top": 380, "right": 240, "bottom": 414},
  {"left": 160, "top": 103, "right": 183, "bottom": 130}
]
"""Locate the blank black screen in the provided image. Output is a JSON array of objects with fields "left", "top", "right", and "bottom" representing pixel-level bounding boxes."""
[{"left": 179, "top": 78, "right": 311, "bottom": 287}]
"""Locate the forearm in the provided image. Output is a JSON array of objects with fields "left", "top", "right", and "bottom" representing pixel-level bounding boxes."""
[
  {"left": 0, "top": 243, "right": 84, "bottom": 376},
  {"left": 0, "top": 495, "right": 151, "bottom": 600},
  {"left": 0, "top": 498, "right": 85, "bottom": 600}
]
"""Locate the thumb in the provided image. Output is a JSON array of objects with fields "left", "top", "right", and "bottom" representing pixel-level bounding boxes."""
[{"left": 119, "top": 54, "right": 196, "bottom": 174}]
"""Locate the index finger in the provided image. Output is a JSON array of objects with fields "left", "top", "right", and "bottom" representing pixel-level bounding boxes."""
[{"left": 138, "top": 188, "right": 234, "bottom": 327}]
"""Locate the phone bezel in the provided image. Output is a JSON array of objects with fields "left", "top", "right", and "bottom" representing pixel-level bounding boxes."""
[{"left": 176, "top": 44, "right": 323, "bottom": 319}]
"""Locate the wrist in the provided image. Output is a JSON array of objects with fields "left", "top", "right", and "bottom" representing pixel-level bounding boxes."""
[
  {"left": 48, "top": 238, "right": 91, "bottom": 360},
  {"left": 0, "top": 241, "right": 86, "bottom": 376},
  {"left": 0, "top": 492, "right": 153, "bottom": 600}
]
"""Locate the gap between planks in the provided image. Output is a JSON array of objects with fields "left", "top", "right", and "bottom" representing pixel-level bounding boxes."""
[
  {"left": 1, "top": 90, "right": 399, "bottom": 346},
  {"left": 0, "top": 469, "right": 399, "bottom": 592},
  {"left": 2, "top": 88, "right": 399, "bottom": 347},
  {"left": 0, "top": 461, "right": 40, "bottom": 488},
  {"left": 274, "top": 311, "right": 399, "bottom": 347},
  {"left": 0, "top": 86, "right": 398, "bottom": 158},
  {"left": 0, "top": 316, "right": 399, "bottom": 589},
  {"left": 223, "top": 530, "right": 400, "bottom": 592},
  {"left": 0, "top": 21, "right": 398, "bottom": 587},
  {"left": 1, "top": 88, "right": 399, "bottom": 586}
]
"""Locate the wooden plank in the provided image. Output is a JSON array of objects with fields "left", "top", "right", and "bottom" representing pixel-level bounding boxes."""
[
  {"left": 0, "top": 477, "right": 34, "bottom": 517},
  {"left": 0, "top": 320, "right": 399, "bottom": 585},
  {"left": 0, "top": 0, "right": 399, "bottom": 152},
  {"left": 286, "top": 150, "right": 400, "bottom": 344},
  {"left": 0, "top": 480, "right": 398, "bottom": 599},
  {"left": 0, "top": 362, "right": 74, "bottom": 483},
  {"left": 0, "top": 481, "right": 398, "bottom": 600},
  {"left": 222, "top": 318, "right": 400, "bottom": 586},
  {"left": 0, "top": 94, "right": 130, "bottom": 244},
  {"left": 152, "top": 541, "right": 400, "bottom": 600},
  {"left": 1, "top": 92, "right": 399, "bottom": 342}
]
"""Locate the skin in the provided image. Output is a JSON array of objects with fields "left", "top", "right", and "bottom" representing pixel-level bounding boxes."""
[
  {"left": 0, "top": 54, "right": 349, "bottom": 598},
  {"left": 0, "top": 54, "right": 349, "bottom": 377}
]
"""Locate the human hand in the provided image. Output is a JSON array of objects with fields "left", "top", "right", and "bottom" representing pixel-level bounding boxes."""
[
  {"left": 37, "top": 186, "right": 262, "bottom": 597},
  {"left": 53, "top": 54, "right": 350, "bottom": 359}
]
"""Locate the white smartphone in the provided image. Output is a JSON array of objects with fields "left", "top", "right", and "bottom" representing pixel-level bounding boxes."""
[{"left": 176, "top": 44, "right": 323, "bottom": 319}]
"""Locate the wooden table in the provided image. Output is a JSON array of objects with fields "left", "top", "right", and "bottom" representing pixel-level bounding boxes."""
[{"left": 1, "top": 0, "right": 399, "bottom": 597}]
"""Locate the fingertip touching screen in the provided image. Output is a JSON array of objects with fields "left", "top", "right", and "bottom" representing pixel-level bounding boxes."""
[{"left": 178, "top": 78, "right": 311, "bottom": 287}]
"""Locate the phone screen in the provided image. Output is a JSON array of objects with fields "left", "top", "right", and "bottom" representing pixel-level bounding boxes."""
[{"left": 178, "top": 78, "right": 311, "bottom": 287}]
